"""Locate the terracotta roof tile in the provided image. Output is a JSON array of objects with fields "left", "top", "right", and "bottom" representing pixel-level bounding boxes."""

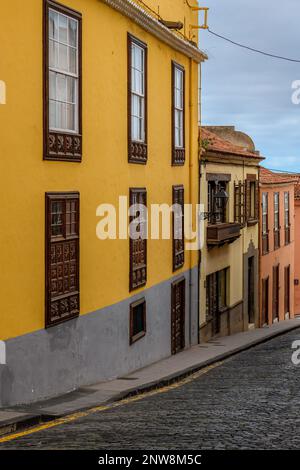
[
  {"left": 201, "top": 128, "right": 262, "bottom": 159},
  {"left": 260, "top": 167, "right": 299, "bottom": 185}
]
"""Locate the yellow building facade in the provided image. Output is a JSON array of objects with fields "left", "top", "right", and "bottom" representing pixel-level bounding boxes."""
[
  {"left": 199, "top": 127, "right": 263, "bottom": 341},
  {"left": 0, "top": 0, "right": 206, "bottom": 405}
]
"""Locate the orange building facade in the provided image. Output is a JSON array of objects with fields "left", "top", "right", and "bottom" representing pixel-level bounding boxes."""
[{"left": 259, "top": 168, "right": 296, "bottom": 325}]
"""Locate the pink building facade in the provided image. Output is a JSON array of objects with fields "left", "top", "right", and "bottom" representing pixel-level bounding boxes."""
[
  {"left": 260, "top": 168, "right": 296, "bottom": 325},
  {"left": 294, "top": 185, "right": 300, "bottom": 315}
]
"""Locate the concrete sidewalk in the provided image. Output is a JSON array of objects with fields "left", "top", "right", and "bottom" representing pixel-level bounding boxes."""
[{"left": 1, "top": 318, "right": 300, "bottom": 436}]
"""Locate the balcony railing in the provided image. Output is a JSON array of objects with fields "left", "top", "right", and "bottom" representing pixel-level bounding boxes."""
[{"left": 207, "top": 222, "right": 241, "bottom": 247}]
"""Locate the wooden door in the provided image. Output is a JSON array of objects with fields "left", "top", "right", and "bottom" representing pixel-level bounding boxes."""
[
  {"left": 171, "top": 278, "right": 185, "bottom": 355},
  {"left": 262, "top": 277, "right": 269, "bottom": 325},
  {"left": 248, "top": 256, "right": 255, "bottom": 323},
  {"left": 272, "top": 265, "right": 280, "bottom": 321},
  {"left": 284, "top": 265, "right": 290, "bottom": 317}
]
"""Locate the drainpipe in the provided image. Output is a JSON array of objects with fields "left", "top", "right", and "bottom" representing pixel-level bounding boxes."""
[
  {"left": 197, "top": 61, "right": 202, "bottom": 345},
  {"left": 188, "top": 56, "right": 193, "bottom": 348}
]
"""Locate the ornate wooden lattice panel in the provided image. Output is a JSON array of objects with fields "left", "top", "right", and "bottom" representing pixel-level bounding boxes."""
[
  {"left": 171, "top": 278, "right": 185, "bottom": 355},
  {"left": 172, "top": 185, "right": 185, "bottom": 271},
  {"left": 46, "top": 192, "right": 80, "bottom": 328},
  {"left": 129, "top": 188, "right": 147, "bottom": 291}
]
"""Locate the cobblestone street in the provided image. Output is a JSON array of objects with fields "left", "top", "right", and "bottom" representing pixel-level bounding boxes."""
[{"left": 1, "top": 328, "right": 300, "bottom": 450}]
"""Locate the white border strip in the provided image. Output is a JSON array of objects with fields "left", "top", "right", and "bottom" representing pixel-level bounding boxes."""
[{"left": 0, "top": 341, "right": 6, "bottom": 365}]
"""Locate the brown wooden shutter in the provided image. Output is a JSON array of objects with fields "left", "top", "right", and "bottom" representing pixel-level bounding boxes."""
[
  {"left": 245, "top": 179, "right": 251, "bottom": 222},
  {"left": 129, "top": 188, "right": 147, "bottom": 291},
  {"left": 234, "top": 182, "right": 238, "bottom": 223},
  {"left": 255, "top": 180, "right": 259, "bottom": 220},
  {"left": 173, "top": 185, "right": 185, "bottom": 271},
  {"left": 45, "top": 192, "right": 80, "bottom": 328}
]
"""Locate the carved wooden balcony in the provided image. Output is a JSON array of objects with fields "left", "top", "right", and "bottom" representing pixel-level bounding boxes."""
[{"left": 207, "top": 222, "right": 241, "bottom": 247}]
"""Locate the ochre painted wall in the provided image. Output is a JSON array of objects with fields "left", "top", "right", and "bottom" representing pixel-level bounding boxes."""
[
  {"left": 260, "top": 183, "right": 295, "bottom": 324},
  {"left": 0, "top": 0, "right": 200, "bottom": 340}
]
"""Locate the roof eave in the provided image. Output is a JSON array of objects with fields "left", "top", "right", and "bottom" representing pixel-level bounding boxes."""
[{"left": 100, "top": 0, "right": 208, "bottom": 63}]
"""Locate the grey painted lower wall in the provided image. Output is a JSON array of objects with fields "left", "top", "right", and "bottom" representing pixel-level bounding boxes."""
[{"left": 0, "top": 267, "right": 198, "bottom": 408}]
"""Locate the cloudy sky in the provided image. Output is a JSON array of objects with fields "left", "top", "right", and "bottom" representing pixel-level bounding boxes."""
[{"left": 200, "top": 0, "right": 300, "bottom": 171}]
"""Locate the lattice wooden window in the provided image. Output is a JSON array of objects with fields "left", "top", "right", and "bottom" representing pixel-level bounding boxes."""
[
  {"left": 43, "top": 0, "right": 82, "bottom": 162},
  {"left": 45, "top": 192, "right": 80, "bottom": 328},
  {"left": 130, "top": 298, "right": 146, "bottom": 345},
  {"left": 128, "top": 34, "right": 148, "bottom": 164},
  {"left": 234, "top": 181, "right": 246, "bottom": 225},
  {"left": 245, "top": 175, "right": 259, "bottom": 225},
  {"left": 129, "top": 188, "right": 147, "bottom": 291},
  {"left": 173, "top": 185, "right": 185, "bottom": 271},
  {"left": 172, "top": 61, "right": 185, "bottom": 166}
]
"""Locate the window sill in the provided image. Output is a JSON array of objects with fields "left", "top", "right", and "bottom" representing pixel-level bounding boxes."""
[
  {"left": 130, "top": 330, "right": 146, "bottom": 345},
  {"left": 247, "top": 219, "right": 258, "bottom": 227}
]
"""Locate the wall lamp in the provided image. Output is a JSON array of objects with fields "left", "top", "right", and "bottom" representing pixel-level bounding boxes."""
[{"left": 201, "top": 187, "right": 229, "bottom": 221}]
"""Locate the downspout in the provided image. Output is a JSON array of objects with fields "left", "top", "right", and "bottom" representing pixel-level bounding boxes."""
[
  {"left": 258, "top": 168, "right": 262, "bottom": 327},
  {"left": 197, "top": 61, "right": 202, "bottom": 345},
  {"left": 188, "top": 56, "right": 193, "bottom": 347}
]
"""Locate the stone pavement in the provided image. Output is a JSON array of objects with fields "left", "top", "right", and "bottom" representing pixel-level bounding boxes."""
[{"left": 1, "top": 317, "right": 300, "bottom": 436}]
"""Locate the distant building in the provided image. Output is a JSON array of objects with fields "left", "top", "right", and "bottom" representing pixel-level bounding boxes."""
[
  {"left": 292, "top": 178, "right": 300, "bottom": 315},
  {"left": 259, "top": 168, "right": 297, "bottom": 325},
  {"left": 199, "top": 127, "right": 263, "bottom": 342}
]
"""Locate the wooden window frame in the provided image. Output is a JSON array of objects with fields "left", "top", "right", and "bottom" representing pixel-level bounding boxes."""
[
  {"left": 45, "top": 192, "right": 80, "bottom": 328},
  {"left": 245, "top": 175, "right": 259, "bottom": 226},
  {"left": 172, "top": 185, "right": 185, "bottom": 271},
  {"left": 43, "top": 0, "right": 82, "bottom": 162},
  {"left": 130, "top": 298, "right": 146, "bottom": 345},
  {"left": 206, "top": 267, "right": 228, "bottom": 328},
  {"left": 128, "top": 33, "right": 148, "bottom": 164},
  {"left": 208, "top": 180, "right": 228, "bottom": 225},
  {"left": 172, "top": 61, "right": 185, "bottom": 166},
  {"left": 284, "top": 191, "right": 291, "bottom": 245},
  {"left": 262, "top": 192, "right": 269, "bottom": 255},
  {"left": 129, "top": 188, "right": 147, "bottom": 291},
  {"left": 274, "top": 192, "right": 280, "bottom": 250},
  {"left": 234, "top": 180, "right": 246, "bottom": 226}
]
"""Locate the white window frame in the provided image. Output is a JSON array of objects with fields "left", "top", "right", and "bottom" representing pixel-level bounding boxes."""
[
  {"left": 131, "top": 42, "right": 145, "bottom": 143},
  {"left": 262, "top": 193, "right": 268, "bottom": 235},
  {"left": 174, "top": 66, "right": 184, "bottom": 149},
  {"left": 48, "top": 8, "right": 79, "bottom": 134},
  {"left": 274, "top": 192, "right": 280, "bottom": 231},
  {"left": 284, "top": 192, "right": 290, "bottom": 228}
]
